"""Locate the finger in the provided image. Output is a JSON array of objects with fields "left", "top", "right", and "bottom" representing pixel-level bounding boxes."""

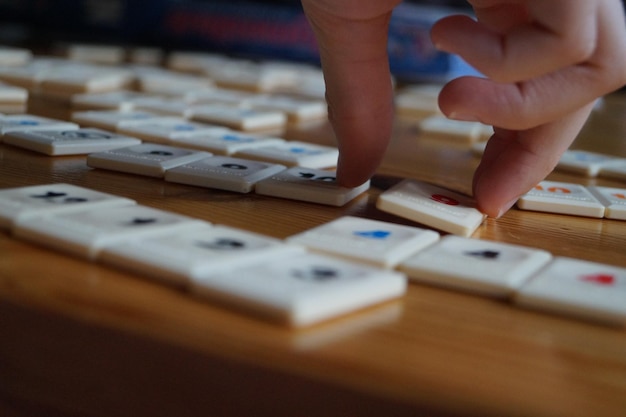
[
  {"left": 437, "top": 73, "right": 601, "bottom": 130},
  {"left": 301, "top": 0, "right": 400, "bottom": 187},
  {"left": 431, "top": 1, "right": 598, "bottom": 83},
  {"left": 472, "top": 103, "right": 595, "bottom": 218}
]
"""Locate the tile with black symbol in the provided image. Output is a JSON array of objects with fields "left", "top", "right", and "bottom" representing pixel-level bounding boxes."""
[
  {"left": 191, "top": 105, "right": 287, "bottom": 131},
  {"left": 587, "top": 186, "right": 626, "bottom": 220},
  {"left": 254, "top": 167, "right": 370, "bottom": 207},
  {"left": 0, "top": 114, "right": 79, "bottom": 138},
  {"left": 556, "top": 150, "right": 626, "bottom": 177},
  {"left": 599, "top": 159, "right": 626, "bottom": 181},
  {"left": 418, "top": 115, "right": 484, "bottom": 143},
  {"left": 117, "top": 118, "right": 227, "bottom": 144},
  {"left": 87, "top": 143, "right": 212, "bottom": 177},
  {"left": 234, "top": 141, "right": 339, "bottom": 169},
  {"left": 0, "top": 183, "right": 136, "bottom": 231},
  {"left": 170, "top": 130, "right": 284, "bottom": 155},
  {"left": 165, "top": 155, "right": 286, "bottom": 193},
  {"left": 189, "top": 252, "right": 407, "bottom": 327},
  {"left": 517, "top": 181, "right": 605, "bottom": 218},
  {"left": 70, "top": 110, "right": 160, "bottom": 131},
  {"left": 13, "top": 204, "right": 206, "bottom": 260},
  {"left": 514, "top": 257, "right": 626, "bottom": 326},
  {"left": 100, "top": 224, "right": 305, "bottom": 287},
  {"left": 398, "top": 235, "right": 552, "bottom": 298},
  {"left": 286, "top": 216, "right": 440, "bottom": 268},
  {"left": 376, "top": 179, "right": 486, "bottom": 237},
  {"left": 2, "top": 128, "right": 142, "bottom": 155}
]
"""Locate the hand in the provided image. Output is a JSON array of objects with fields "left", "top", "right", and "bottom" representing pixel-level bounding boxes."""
[
  {"left": 302, "top": 0, "right": 626, "bottom": 217},
  {"left": 432, "top": 0, "right": 626, "bottom": 217}
]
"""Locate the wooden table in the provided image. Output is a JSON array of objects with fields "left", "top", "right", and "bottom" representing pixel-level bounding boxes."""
[{"left": 1, "top": 92, "right": 625, "bottom": 417}]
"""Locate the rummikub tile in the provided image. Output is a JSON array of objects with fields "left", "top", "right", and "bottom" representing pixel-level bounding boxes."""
[
  {"left": 418, "top": 115, "right": 484, "bottom": 143},
  {"left": 587, "top": 186, "right": 626, "bottom": 220},
  {"left": 117, "top": 118, "right": 227, "bottom": 144},
  {"left": 0, "top": 114, "right": 79, "bottom": 137},
  {"left": 234, "top": 141, "right": 338, "bottom": 169},
  {"left": 599, "top": 159, "right": 626, "bottom": 181},
  {"left": 3, "top": 128, "right": 141, "bottom": 155},
  {"left": 0, "top": 46, "right": 33, "bottom": 66},
  {"left": 254, "top": 167, "right": 370, "bottom": 207},
  {"left": 133, "top": 97, "right": 196, "bottom": 118},
  {"left": 189, "top": 252, "right": 407, "bottom": 327},
  {"left": 87, "top": 143, "right": 211, "bottom": 177},
  {"left": 169, "top": 130, "right": 284, "bottom": 155},
  {"left": 71, "top": 91, "right": 153, "bottom": 111},
  {"left": 248, "top": 95, "right": 327, "bottom": 122},
  {"left": 0, "top": 183, "right": 135, "bottom": 231},
  {"left": 517, "top": 181, "right": 606, "bottom": 218},
  {"left": 100, "top": 224, "right": 305, "bottom": 287},
  {"left": 396, "top": 92, "right": 441, "bottom": 119},
  {"left": 14, "top": 204, "right": 205, "bottom": 260},
  {"left": 0, "top": 82, "right": 28, "bottom": 104},
  {"left": 286, "top": 216, "right": 440, "bottom": 268},
  {"left": 398, "top": 235, "right": 552, "bottom": 297},
  {"left": 136, "top": 71, "right": 212, "bottom": 95},
  {"left": 65, "top": 44, "right": 126, "bottom": 64},
  {"left": 128, "top": 47, "right": 163, "bottom": 65},
  {"left": 38, "top": 67, "right": 133, "bottom": 96},
  {"left": 71, "top": 110, "right": 160, "bottom": 131},
  {"left": 191, "top": 105, "right": 287, "bottom": 131},
  {"left": 164, "top": 156, "right": 286, "bottom": 193},
  {"left": 514, "top": 257, "right": 626, "bottom": 326},
  {"left": 556, "top": 150, "right": 625, "bottom": 177},
  {"left": 191, "top": 88, "right": 264, "bottom": 107},
  {"left": 376, "top": 179, "right": 486, "bottom": 237}
]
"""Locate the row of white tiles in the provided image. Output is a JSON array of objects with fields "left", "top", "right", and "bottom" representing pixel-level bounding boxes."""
[{"left": 1, "top": 183, "right": 625, "bottom": 328}]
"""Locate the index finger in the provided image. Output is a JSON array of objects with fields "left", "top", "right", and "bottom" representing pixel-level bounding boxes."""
[{"left": 301, "top": 0, "right": 400, "bottom": 187}]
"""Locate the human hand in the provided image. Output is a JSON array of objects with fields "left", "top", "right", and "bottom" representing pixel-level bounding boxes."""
[
  {"left": 302, "top": 0, "right": 626, "bottom": 218},
  {"left": 432, "top": 0, "right": 626, "bottom": 217}
]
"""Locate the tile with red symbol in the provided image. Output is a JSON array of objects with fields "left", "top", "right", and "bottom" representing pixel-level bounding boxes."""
[
  {"left": 514, "top": 257, "right": 626, "bottom": 326},
  {"left": 376, "top": 179, "right": 486, "bottom": 237}
]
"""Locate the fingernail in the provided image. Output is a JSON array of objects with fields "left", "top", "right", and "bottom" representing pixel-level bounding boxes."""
[
  {"left": 449, "top": 112, "right": 479, "bottom": 122},
  {"left": 495, "top": 197, "right": 519, "bottom": 218}
]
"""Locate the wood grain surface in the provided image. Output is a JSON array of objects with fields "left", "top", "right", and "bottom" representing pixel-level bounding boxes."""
[{"left": 1, "top": 92, "right": 625, "bottom": 417}]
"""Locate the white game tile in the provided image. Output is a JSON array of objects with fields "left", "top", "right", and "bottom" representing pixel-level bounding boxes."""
[
  {"left": 3, "top": 128, "right": 141, "bottom": 155},
  {"left": 556, "top": 150, "right": 625, "bottom": 177},
  {"left": 587, "top": 186, "right": 626, "bottom": 220},
  {"left": 117, "top": 118, "right": 227, "bottom": 144},
  {"left": 191, "top": 105, "right": 287, "bottom": 131},
  {"left": 514, "top": 257, "right": 626, "bottom": 326},
  {"left": 0, "top": 114, "right": 79, "bottom": 137},
  {"left": 0, "top": 183, "right": 136, "bottom": 231},
  {"left": 286, "top": 216, "right": 440, "bottom": 268},
  {"left": 71, "top": 110, "right": 161, "bottom": 131},
  {"left": 14, "top": 204, "right": 206, "bottom": 260},
  {"left": 399, "top": 235, "right": 552, "bottom": 298},
  {"left": 234, "top": 141, "right": 338, "bottom": 169},
  {"left": 599, "top": 159, "right": 626, "bottom": 182},
  {"left": 100, "top": 224, "right": 305, "bottom": 287},
  {"left": 71, "top": 90, "right": 154, "bottom": 111},
  {"left": 87, "top": 143, "right": 211, "bottom": 177},
  {"left": 248, "top": 95, "right": 327, "bottom": 122},
  {"left": 418, "top": 115, "right": 485, "bottom": 143},
  {"left": 376, "top": 179, "right": 486, "bottom": 237},
  {"left": 517, "top": 181, "right": 606, "bottom": 218},
  {"left": 169, "top": 130, "right": 285, "bottom": 155},
  {"left": 190, "top": 252, "right": 407, "bottom": 327},
  {"left": 165, "top": 155, "right": 286, "bottom": 193},
  {"left": 254, "top": 167, "right": 370, "bottom": 207}
]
